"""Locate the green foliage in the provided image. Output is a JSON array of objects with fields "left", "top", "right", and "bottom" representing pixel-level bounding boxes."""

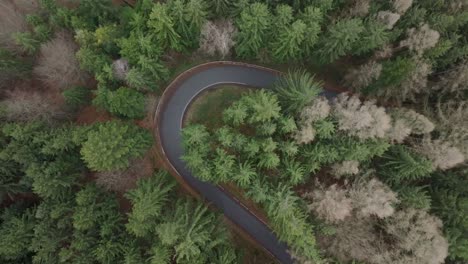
[
  {"left": 374, "top": 57, "right": 416, "bottom": 87},
  {"left": 62, "top": 86, "right": 91, "bottom": 108},
  {"left": 125, "top": 68, "right": 158, "bottom": 91},
  {"left": 125, "top": 171, "right": 176, "bottom": 237},
  {"left": 274, "top": 70, "right": 323, "bottom": 113},
  {"left": 0, "top": 208, "right": 35, "bottom": 261},
  {"left": 397, "top": 186, "right": 432, "bottom": 210},
  {"left": 235, "top": 3, "right": 272, "bottom": 58},
  {"left": 169, "top": 0, "right": 208, "bottom": 49},
  {"left": 271, "top": 19, "right": 307, "bottom": 62},
  {"left": 0, "top": 48, "right": 32, "bottom": 83},
  {"left": 80, "top": 121, "right": 153, "bottom": 171},
  {"left": 379, "top": 146, "right": 434, "bottom": 184},
  {"left": 13, "top": 32, "right": 41, "bottom": 54},
  {"left": 300, "top": 6, "right": 323, "bottom": 56},
  {"left": 70, "top": 0, "right": 118, "bottom": 30},
  {"left": 352, "top": 20, "right": 389, "bottom": 55},
  {"left": 93, "top": 86, "right": 147, "bottom": 119},
  {"left": 315, "top": 18, "right": 364, "bottom": 64},
  {"left": 148, "top": 3, "right": 182, "bottom": 51}
]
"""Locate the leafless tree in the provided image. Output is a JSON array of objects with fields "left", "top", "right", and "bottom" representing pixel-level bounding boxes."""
[
  {"left": 95, "top": 157, "right": 153, "bottom": 192},
  {"left": 416, "top": 138, "right": 465, "bottom": 170},
  {"left": 332, "top": 94, "right": 392, "bottom": 140},
  {"left": 299, "top": 96, "right": 330, "bottom": 124},
  {"left": 349, "top": 0, "right": 371, "bottom": 17},
  {"left": 199, "top": 19, "right": 238, "bottom": 58},
  {"left": 434, "top": 60, "right": 468, "bottom": 96},
  {"left": 400, "top": 24, "right": 440, "bottom": 56},
  {"left": 1, "top": 89, "right": 67, "bottom": 123},
  {"left": 350, "top": 178, "right": 398, "bottom": 219},
  {"left": 112, "top": 58, "right": 130, "bottom": 81},
  {"left": 393, "top": 0, "right": 413, "bottom": 14},
  {"left": 331, "top": 160, "right": 360, "bottom": 178},
  {"left": 34, "top": 32, "right": 87, "bottom": 91},
  {"left": 0, "top": 1, "right": 28, "bottom": 52},
  {"left": 344, "top": 61, "right": 382, "bottom": 92},
  {"left": 377, "top": 11, "right": 401, "bottom": 29},
  {"left": 303, "top": 184, "right": 353, "bottom": 223}
]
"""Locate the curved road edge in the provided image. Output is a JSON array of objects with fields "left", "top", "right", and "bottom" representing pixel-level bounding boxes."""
[{"left": 153, "top": 61, "right": 342, "bottom": 263}]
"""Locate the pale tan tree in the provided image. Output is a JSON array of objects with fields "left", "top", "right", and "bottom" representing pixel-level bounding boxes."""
[
  {"left": 344, "top": 61, "right": 382, "bottom": 92},
  {"left": 199, "top": 19, "right": 238, "bottom": 58},
  {"left": 377, "top": 11, "right": 401, "bottom": 29},
  {"left": 400, "top": 24, "right": 440, "bottom": 56}
]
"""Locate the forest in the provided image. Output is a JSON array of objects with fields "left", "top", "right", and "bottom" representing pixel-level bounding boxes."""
[{"left": 0, "top": 0, "right": 467, "bottom": 263}]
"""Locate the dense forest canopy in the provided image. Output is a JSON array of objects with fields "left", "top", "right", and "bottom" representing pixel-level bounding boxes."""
[{"left": 0, "top": 0, "right": 467, "bottom": 263}]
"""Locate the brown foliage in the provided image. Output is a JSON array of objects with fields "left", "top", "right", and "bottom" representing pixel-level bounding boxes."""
[{"left": 199, "top": 19, "right": 237, "bottom": 58}]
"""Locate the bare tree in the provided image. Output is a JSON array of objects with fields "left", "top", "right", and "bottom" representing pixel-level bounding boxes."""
[
  {"left": 199, "top": 19, "right": 238, "bottom": 58},
  {"left": 393, "top": 0, "right": 413, "bottom": 14},
  {"left": 432, "top": 100, "right": 468, "bottom": 158},
  {"left": 1, "top": 89, "right": 67, "bottom": 123},
  {"left": 303, "top": 184, "right": 353, "bottom": 223},
  {"left": 95, "top": 157, "right": 153, "bottom": 192},
  {"left": 434, "top": 60, "right": 468, "bottom": 96},
  {"left": 332, "top": 94, "right": 392, "bottom": 140},
  {"left": 377, "top": 11, "right": 401, "bottom": 29},
  {"left": 400, "top": 24, "right": 440, "bottom": 56},
  {"left": 299, "top": 96, "right": 330, "bottom": 124},
  {"left": 344, "top": 61, "right": 382, "bottom": 92},
  {"left": 416, "top": 138, "right": 465, "bottom": 170},
  {"left": 350, "top": 178, "right": 398, "bottom": 219},
  {"left": 294, "top": 124, "right": 316, "bottom": 144},
  {"left": 34, "top": 32, "right": 87, "bottom": 91},
  {"left": 349, "top": 0, "right": 371, "bottom": 17},
  {"left": 331, "top": 160, "right": 360, "bottom": 178},
  {"left": 384, "top": 208, "right": 448, "bottom": 264},
  {"left": 112, "top": 58, "right": 130, "bottom": 81},
  {"left": 0, "top": 1, "right": 28, "bottom": 52}
]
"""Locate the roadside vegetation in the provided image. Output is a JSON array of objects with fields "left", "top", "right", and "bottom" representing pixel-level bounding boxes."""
[{"left": 0, "top": 0, "right": 466, "bottom": 263}]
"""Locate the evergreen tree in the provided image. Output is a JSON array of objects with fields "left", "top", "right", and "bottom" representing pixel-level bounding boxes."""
[
  {"left": 271, "top": 20, "right": 307, "bottom": 62},
  {"left": 235, "top": 3, "right": 272, "bottom": 58},
  {"left": 80, "top": 121, "right": 153, "bottom": 171},
  {"left": 93, "top": 86, "right": 146, "bottom": 119},
  {"left": 147, "top": 3, "right": 182, "bottom": 51},
  {"left": 62, "top": 86, "right": 91, "bottom": 108},
  {"left": 125, "top": 171, "right": 176, "bottom": 237},
  {"left": 274, "top": 70, "right": 322, "bottom": 113},
  {"left": 315, "top": 18, "right": 364, "bottom": 64}
]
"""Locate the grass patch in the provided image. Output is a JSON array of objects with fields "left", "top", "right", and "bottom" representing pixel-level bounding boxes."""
[{"left": 184, "top": 85, "right": 252, "bottom": 129}]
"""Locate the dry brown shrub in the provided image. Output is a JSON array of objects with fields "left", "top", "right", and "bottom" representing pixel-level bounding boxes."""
[
  {"left": 299, "top": 96, "right": 330, "bottom": 124},
  {"left": 33, "top": 32, "right": 87, "bottom": 91},
  {"left": 434, "top": 60, "right": 468, "bottom": 96},
  {"left": 433, "top": 100, "right": 468, "bottom": 157},
  {"left": 0, "top": 1, "right": 28, "bottom": 52},
  {"left": 1, "top": 89, "right": 67, "bottom": 123},
  {"left": 112, "top": 58, "right": 129, "bottom": 81}
]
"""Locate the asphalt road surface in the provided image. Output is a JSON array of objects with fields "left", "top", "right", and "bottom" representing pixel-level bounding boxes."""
[{"left": 158, "top": 64, "right": 337, "bottom": 263}]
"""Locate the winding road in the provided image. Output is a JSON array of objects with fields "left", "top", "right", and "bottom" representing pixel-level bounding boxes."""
[{"left": 155, "top": 62, "right": 337, "bottom": 263}]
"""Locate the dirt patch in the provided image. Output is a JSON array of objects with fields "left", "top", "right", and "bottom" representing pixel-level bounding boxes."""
[{"left": 75, "top": 105, "right": 112, "bottom": 125}]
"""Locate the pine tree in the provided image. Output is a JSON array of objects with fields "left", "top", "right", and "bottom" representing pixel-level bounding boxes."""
[
  {"left": 125, "top": 171, "right": 175, "bottom": 237},
  {"left": 315, "top": 18, "right": 364, "bottom": 64},
  {"left": 274, "top": 70, "right": 322, "bottom": 113},
  {"left": 271, "top": 19, "right": 307, "bottom": 62},
  {"left": 80, "top": 121, "right": 153, "bottom": 171},
  {"left": 147, "top": 3, "right": 181, "bottom": 51},
  {"left": 235, "top": 3, "right": 272, "bottom": 58}
]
